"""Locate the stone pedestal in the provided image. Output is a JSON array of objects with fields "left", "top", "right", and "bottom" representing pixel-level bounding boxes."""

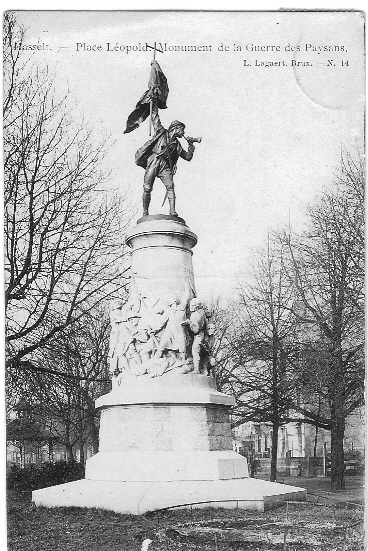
[
  {"left": 32, "top": 216, "right": 306, "bottom": 513},
  {"left": 86, "top": 374, "right": 247, "bottom": 484},
  {"left": 124, "top": 215, "right": 197, "bottom": 315}
]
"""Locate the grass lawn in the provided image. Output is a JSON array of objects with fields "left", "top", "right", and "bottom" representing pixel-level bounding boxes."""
[{"left": 7, "top": 490, "right": 364, "bottom": 551}]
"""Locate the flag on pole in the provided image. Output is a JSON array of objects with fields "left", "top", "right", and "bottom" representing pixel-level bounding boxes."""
[{"left": 124, "top": 60, "right": 169, "bottom": 134}]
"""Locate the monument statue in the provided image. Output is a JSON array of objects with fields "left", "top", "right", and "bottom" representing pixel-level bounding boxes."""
[
  {"left": 182, "top": 298, "right": 210, "bottom": 374},
  {"left": 113, "top": 53, "right": 210, "bottom": 382},
  {"left": 124, "top": 58, "right": 201, "bottom": 218},
  {"left": 201, "top": 321, "right": 217, "bottom": 376},
  {"left": 33, "top": 42, "right": 306, "bottom": 517},
  {"left": 135, "top": 96, "right": 196, "bottom": 217}
]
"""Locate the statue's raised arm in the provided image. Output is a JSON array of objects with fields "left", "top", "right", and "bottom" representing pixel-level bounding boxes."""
[{"left": 149, "top": 97, "right": 163, "bottom": 135}]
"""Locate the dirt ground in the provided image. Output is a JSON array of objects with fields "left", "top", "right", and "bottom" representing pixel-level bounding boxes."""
[{"left": 7, "top": 479, "right": 364, "bottom": 551}]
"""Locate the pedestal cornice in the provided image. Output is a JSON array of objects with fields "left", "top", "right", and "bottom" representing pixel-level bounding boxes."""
[
  {"left": 96, "top": 374, "right": 235, "bottom": 409},
  {"left": 125, "top": 217, "right": 198, "bottom": 250}
]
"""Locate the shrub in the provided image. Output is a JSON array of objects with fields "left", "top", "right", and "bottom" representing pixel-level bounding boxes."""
[{"left": 7, "top": 461, "right": 85, "bottom": 491}]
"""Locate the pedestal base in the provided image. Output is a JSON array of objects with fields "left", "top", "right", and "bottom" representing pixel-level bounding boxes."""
[
  {"left": 85, "top": 450, "right": 248, "bottom": 482},
  {"left": 32, "top": 374, "right": 307, "bottom": 514},
  {"left": 32, "top": 478, "right": 306, "bottom": 514}
]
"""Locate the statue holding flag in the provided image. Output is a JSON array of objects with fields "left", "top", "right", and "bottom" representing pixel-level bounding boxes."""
[{"left": 124, "top": 58, "right": 200, "bottom": 217}]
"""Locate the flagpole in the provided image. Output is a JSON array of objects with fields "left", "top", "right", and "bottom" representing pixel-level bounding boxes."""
[{"left": 149, "top": 42, "right": 156, "bottom": 137}]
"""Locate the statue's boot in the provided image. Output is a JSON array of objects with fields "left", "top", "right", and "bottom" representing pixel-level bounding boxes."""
[
  {"left": 142, "top": 191, "right": 151, "bottom": 216},
  {"left": 167, "top": 189, "right": 178, "bottom": 216}
]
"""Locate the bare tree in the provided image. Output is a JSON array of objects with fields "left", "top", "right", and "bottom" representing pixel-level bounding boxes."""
[
  {"left": 3, "top": 13, "right": 133, "bottom": 379},
  {"left": 280, "top": 148, "right": 365, "bottom": 490},
  {"left": 20, "top": 306, "right": 112, "bottom": 462},
  {"left": 228, "top": 239, "right": 299, "bottom": 481}
]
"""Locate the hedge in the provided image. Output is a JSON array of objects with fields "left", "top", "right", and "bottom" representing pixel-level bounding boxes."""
[{"left": 7, "top": 461, "right": 85, "bottom": 491}]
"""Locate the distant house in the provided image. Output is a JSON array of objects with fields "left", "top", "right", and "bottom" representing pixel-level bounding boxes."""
[
  {"left": 233, "top": 421, "right": 306, "bottom": 459},
  {"left": 6, "top": 399, "right": 94, "bottom": 468},
  {"left": 232, "top": 408, "right": 364, "bottom": 477}
]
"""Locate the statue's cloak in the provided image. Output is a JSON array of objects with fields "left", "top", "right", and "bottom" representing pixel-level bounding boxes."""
[{"left": 135, "top": 127, "right": 167, "bottom": 169}]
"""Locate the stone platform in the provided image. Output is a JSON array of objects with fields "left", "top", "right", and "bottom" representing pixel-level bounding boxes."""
[{"left": 32, "top": 477, "right": 306, "bottom": 514}]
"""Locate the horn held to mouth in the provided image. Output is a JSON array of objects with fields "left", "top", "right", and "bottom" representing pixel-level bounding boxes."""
[{"left": 185, "top": 136, "right": 202, "bottom": 143}]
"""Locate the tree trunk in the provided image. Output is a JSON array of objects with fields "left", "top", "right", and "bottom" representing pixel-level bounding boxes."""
[
  {"left": 48, "top": 438, "right": 53, "bottom": 462},
  {"left": 65, "top": 443, "right": 74, "bottom": 462},
  {"left": 313, "top": 425, "right": 318, "bottom": 457},
  {"left": 89, "top": 419, "right": 99, "bottom": 455},
  {"left": 20, "top": 441, "right": 24, "bottom": 468},
  {"left": 329, "top": 341, "right": 345, "bottom": 491},
  {"left": 270, "top": 423, "right": 279, "bottom": 482},
  {"left": 79, "top": 443, "right": 85, "bottom": 464},
  {"left": 270, "top": 329, "right": 279, "bottom": 482},
  {"left": 330, "top": 411, "right": 345, "bottom": 490}
]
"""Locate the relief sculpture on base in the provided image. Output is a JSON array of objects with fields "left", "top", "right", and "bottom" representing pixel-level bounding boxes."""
[{"left": 108, "top": 289, "right": 216, "bottom": 384}]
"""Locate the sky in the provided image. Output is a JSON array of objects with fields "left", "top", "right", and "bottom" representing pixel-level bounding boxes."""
[{"left": 13, "top": 10, "right": 365, "bottom": 301}]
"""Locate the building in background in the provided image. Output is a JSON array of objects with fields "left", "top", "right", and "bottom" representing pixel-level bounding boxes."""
[
  {"left": 6, "top": 399, "right": 95, "bottom": 469},
  {"left": 233, "top": 409, "right": 364, "bottom": 477}
]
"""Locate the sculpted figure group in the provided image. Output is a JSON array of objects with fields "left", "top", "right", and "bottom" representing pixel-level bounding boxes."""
[{"left": 108, "top": 294, "right": 215, "bottom": 383}]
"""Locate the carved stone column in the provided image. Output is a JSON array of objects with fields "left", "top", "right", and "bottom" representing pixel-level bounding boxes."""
[
  {"left": 86, "top": 215, "right": 248, "bottom": 486},
  {"left": 126, "top": 215, "right": 197, "bottom": 310}
]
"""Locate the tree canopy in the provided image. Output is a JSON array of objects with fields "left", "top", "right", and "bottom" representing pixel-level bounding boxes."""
[{"left": 4, "top": 13, "right": 133, "bottom": 384}]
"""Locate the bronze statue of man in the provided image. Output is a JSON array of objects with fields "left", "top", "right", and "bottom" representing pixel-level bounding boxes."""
[{"left": 135, "top": 67, "right": 196, "bottom": 217}]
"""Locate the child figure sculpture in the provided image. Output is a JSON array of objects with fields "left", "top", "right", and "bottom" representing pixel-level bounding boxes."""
[{"left": 182, "top": 298, "right": 207, "bottom": 374}]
